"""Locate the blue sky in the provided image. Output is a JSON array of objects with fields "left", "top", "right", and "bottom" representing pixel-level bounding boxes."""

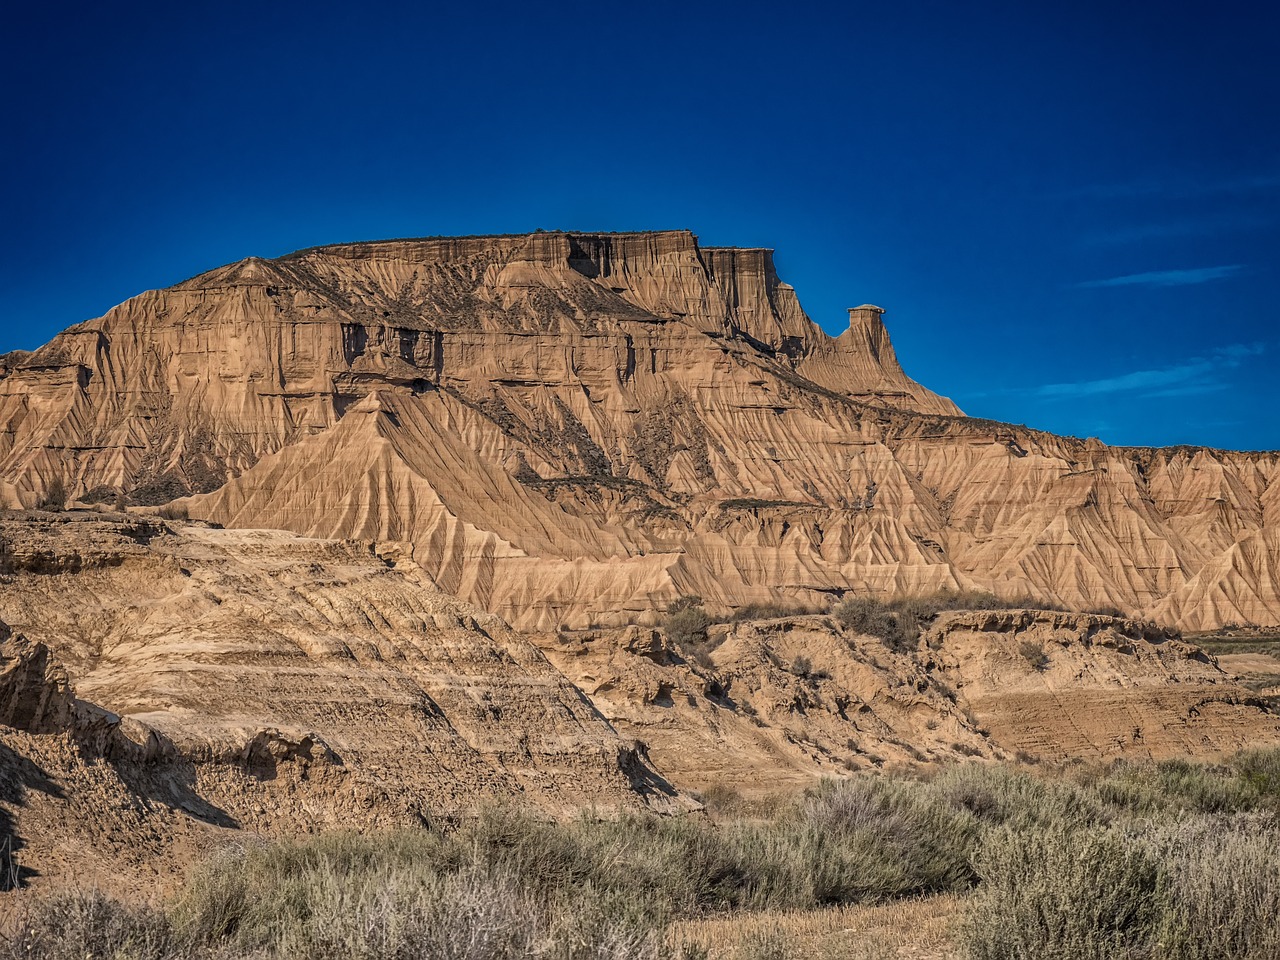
[{"left": 2, "top": 0, "right": 1276, "bottom": 450}]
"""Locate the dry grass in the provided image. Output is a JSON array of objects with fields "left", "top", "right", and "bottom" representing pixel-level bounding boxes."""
[{"left": 670, "top": 895, "right": 959, "bottom": 960}]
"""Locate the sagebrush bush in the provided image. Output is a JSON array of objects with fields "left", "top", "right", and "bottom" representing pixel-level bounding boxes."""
[
  {"left": 1017, "top": 639, "right": 1050, "bottom": 671},
  {"left": 928, "top": 763, "right": 1108, "bottom": 832},
  {"left": 662, "top": 596, "right": 713, "bottom": 650},
  {"left": 169, "top": 827, "right": 676, "bottom": 960},
  {"left": 0, "top": 890, "right": 175, "bottom": 960},
  {"left": 35, "top": 476, "right": 67, "bottom": 512},
  {"left": 958, "top": 811, "right": 1280, "bottom": 960},
  {"left": 727, "top": 602, "right": 826, "bottom": 622},
  {"left": 958, "top": 826, "right": 1165, "bottom": 960},
  {"left": 1155, "top": 816, "right": 1280, "bottom": 960},
  {"left": 1088, "top": 757, "right": 1273, "bottom": 816},
  {"left": 833, "top": 589, "right": 1070, "bottom": 653}
]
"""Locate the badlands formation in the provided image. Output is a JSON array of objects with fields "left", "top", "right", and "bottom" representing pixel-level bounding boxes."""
[
  {"left": 1, "top": 230, "right": 1277, "bottom": 630},
  {"left": 1, "top": 229, "right": 1279, "bottom": 891}
]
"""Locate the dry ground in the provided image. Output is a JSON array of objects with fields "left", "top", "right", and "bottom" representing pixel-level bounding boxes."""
[{"left": 670, "top": 895, "right": 959, "bottom": 960}]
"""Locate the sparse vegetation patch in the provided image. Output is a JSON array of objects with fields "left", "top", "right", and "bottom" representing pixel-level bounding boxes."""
[{"left": 7, "top": 751, "right": 1280, "bottom": 959}]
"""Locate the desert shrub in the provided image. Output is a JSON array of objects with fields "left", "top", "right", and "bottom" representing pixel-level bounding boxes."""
[
  {"left": 695, "top": 783, "right": 743, "bottom": 817},
  {"left": 960, "top": 813, "right": 1280, "bottom": 960},
  {"left": 0, "top": 890, "right": 175, "bottom": 960},
  {"left": 929, "top": 763, "right": 1107, "bottom": 832},
  {"left": 835, "top": 591, "right": 1018, "bottom": 652},
  {"left": 1086, "top": 605, "right": 1127, "bottom": 618},
  {"left": 663, "top": 596, "right": 713, "bottom": 651},
  {"left": 750, "top": 777, "right": 980, "bottom": 905},
  {"left": 1154, "top": 816, "right": 1280, "bottom": 960},
  {"left": 172, "top": 831, "right": 460, "bottom": 944},
  {"left": 958, "top": 826, "right": 1166, "bottom": 960},
  {"left": 78, "top": 484, "right": 119, "bottom": 504},
  {"left": 1018, "top": 639, "right": 1050, "bottom": 671},
  {"left": 171, "top": 826, "right": 675, "bottom": 959},
  {"left": 790, "top": 654, "right": 813, "bottom": 677},
  {"left": 728, "top": 601, "right": 825, "bottom": 622},
  {"left": 1002, "top": 594, "right": 1068, "bottom": 612},
  {"left": 833, "top": 596, "right": 894, "bottom": 636},
  {"left": 1230, "top": 745, "right": 1280, "bottom": 799},
  {"left": 1090, "top": 757, "right": 1268, "bottom": 816},
  {"left": 126, "top": 474, "right": 190, "bottom": 506},
  {"left": 455, "top": 790, "right": 977, "bottom": 917},
  {"left": 35, "top": 476, "right": 67, "bottom": 512},
  {"left": 155, "top": 501, "right": 190, "bottom": 521}
]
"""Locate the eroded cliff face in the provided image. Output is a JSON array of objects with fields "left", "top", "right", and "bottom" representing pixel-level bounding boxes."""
[
  {"left": 0, "top": 231, "right": 956, "bottom": 507},
  {"left": 1, "top": 231, "right": 1277, "bottom": 629},
  {"left": 0, "top": 514, "right": 685, "bottom": 824}
]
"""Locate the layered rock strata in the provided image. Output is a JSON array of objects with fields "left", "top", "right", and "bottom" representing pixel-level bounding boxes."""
[{"left": 0, "top": 231, "right": 1276, "bottom": 629}]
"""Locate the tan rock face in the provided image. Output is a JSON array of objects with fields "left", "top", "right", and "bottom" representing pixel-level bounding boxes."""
[
  {"left": 920, "top": 610, "right": 1280, "bottom": 761},
  {"left": 0, "top": 514, "right": 686, "bottom": 825},
  {"left": 1, "top": 230, "right": 1277, "bottom": 630},
  {"left": 539, "top": 609, "right": 1280, "bottom": 782}
]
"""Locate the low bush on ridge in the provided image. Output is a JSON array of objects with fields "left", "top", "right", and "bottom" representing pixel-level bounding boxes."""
[
  {"left": 833, "top": 589, "right": 1067, "bottom": 652},
  {"left": 662, "top": 588, "right": 1070, "bottom": 662}
]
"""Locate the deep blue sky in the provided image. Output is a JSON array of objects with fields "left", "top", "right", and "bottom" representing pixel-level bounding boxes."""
[{"left": 2, "top": 1, "right": 1277, "bottom": 450}]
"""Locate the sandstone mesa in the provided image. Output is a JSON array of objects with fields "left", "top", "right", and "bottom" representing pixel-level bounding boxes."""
[
  {"left": 1, "top": 230, "right": 1277, "bottom": 630},
  {"left": 2, "top": 229, "right": 1279, "bottom": 895}
]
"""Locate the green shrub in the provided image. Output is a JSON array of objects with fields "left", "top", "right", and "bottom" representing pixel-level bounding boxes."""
[
  {"left": 1086, "top": 605, "right": 1126, "bottom": 618},
  {"left": 960, "top": 813, "right": 1280, "bottom": 960},
  {"left": 834, "top": 590, "right": 1040, "bottom": 652},
  {"left": 728, "top": 602, "right": 825, "bottom": 622},
  {"left": 799, "top": 778, "right": 979, "bottom": 901},
  {"left": 35, "top": 476, "right": 67, "bottom": 512},
  {"left": 171, "top": 826, "right": 676, "bottom": 959},
  {"left": 1230, "top": 746, "right": 1280, "bottom": 801},
  {"left": 929, "top": 763, "right": 1108, "bottom": 832},
  {"left": 662, "top": 596, "right": 713, "bottom": 649},
  {"left": 1091, "top": 757, "right": 1267, "bottom": 816}
]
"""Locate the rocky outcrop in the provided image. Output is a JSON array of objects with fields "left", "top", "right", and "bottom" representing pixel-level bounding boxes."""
[
  {"left": 919, "top": 610, "right": 1276, "bottom": 760},
  {"left": 0, "top": 628, "right": 76, "bottom": 735},
  {"left": 0, "top": 514, "right": 688, "bottom": 821},
  {"left": 0, "top": 231, "right": 1277, "bottom": 629},
  {"left": 540, "top": 609, "right": 1280, "bottom": 786},
  {"left": 0, "top": 231, "right": 954, "bottom": 511}
]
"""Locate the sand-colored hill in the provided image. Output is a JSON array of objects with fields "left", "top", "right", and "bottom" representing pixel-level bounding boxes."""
[
  {"left": 1, "top": 231, "right": 1277, "bottom": 632},
  {"left": 4, "top": 510, "right": 1275, "bottom": 895}
]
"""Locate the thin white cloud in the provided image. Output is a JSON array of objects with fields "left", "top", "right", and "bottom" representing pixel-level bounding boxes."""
[
  {"left": 1032, "top": 344, "right": 1264, "bottom": 399},
  {"left": 1077, "top": 265, "right": 1244, "bottom": 289},
  {"left": 1084, "top": 213, "right": 1271, "bottom": 247},
  {"left": 1072, "top": 173, "right": 1280, "bottom": 199}
]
